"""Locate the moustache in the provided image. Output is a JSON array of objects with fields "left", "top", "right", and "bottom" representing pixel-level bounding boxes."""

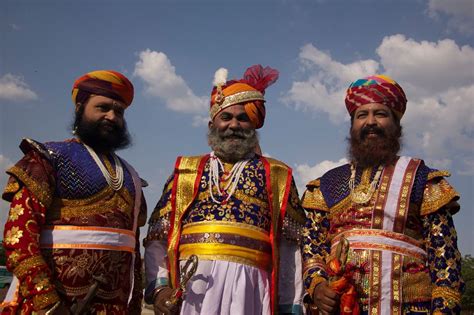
[
  {"left": 360, "top": 126, "right": 385, "bottom": 140},
  {"left": 219, "top": 129, "right": 251, "bottom": 140},
  {"left": 99, "top": 120, "right": 121, "bottom": 132}
]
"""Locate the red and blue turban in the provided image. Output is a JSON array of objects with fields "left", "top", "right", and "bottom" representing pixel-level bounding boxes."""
[
  {"left": 345, "top": 74, "right": 407, "bottom": 118},
  {"left": 72, "top": 70, "right": 134, "bottom": 107}
]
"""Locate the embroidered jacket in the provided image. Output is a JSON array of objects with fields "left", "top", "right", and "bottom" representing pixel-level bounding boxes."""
[
  {"left": 1, "top": 139, "right": 146, "bottom": 314},
  {"left": 302, "top": 157, "right": 464, "bottom": 314},
  {"left": 145, "top": 154, "right": 305, "bottom": 314}
]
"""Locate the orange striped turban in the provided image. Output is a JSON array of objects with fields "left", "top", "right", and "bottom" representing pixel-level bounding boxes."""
[
  {"left": 71, "top": 70, "right": 134, "bottom": 107},
  {"left": 345, "top": 74, "right": 407, "bottom": 119},
  {"left": 210, "top": 65, "right": 279, "bottom": 129}
]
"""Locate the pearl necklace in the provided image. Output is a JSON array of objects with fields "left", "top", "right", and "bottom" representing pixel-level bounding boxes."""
[
  {"left": 83, "top": 143, "right": 124, "bottom": 191},
  {"left": 348, "top": 164, "right": 383, "bottom": 204},
  {"left": 208, "top": 152, "right": 249, "bottom": 204}
]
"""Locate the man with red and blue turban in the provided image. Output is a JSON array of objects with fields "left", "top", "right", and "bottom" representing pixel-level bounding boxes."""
[{"left": 301, "top": 75, "right": 464, "bottom": 314}]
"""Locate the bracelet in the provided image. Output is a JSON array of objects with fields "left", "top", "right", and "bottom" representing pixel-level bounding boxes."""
[
  {"left": 152, "top": 286, "right": 169, "bottom": 302},
  {"left": 45, "top": 301, "right": 61, "bottom": 315}
]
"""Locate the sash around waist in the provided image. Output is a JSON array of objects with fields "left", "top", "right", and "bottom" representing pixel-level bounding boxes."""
[
  {"left": 331, "top": 229, "right": 427, "bottom": 260},
  {"left": 179, "top": 221, "right": 272, "bottom": 270},
  {"left": 40, "top": 225, "right": 136, "bottom": 252}
]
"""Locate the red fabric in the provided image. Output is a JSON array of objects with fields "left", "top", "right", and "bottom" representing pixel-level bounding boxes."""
[
  {"left": 345, "top": 82, "right": 407, "bottom": 118},
  {"left": 241, "top": 65, "right": 279, "bottom": 95},
  {"left": 2, "top": 187, "right": 58, "bottom": 313}
]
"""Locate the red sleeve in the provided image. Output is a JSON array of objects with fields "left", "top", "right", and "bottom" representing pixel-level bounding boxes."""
[{"left": 3, "top": 187, "right": 60, "bottom": 311}]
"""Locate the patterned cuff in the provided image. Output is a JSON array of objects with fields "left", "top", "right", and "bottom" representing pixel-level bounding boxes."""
[
  {"left": 13, "top": 255, "right": 48, "bottom": 279},
  {"left": 32, "top": 290, "right": 60, "bottom": 311},
  {"left": 432, "top": 286, "right": 462, "bottom": 313}
]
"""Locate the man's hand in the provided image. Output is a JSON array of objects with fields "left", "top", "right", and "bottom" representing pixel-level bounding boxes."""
[
  {"left": 153, "top": 287, "right": 179, "bottom": 315},
  {"left": 312, "top": 281, "right": 339, "bottom": 314}
]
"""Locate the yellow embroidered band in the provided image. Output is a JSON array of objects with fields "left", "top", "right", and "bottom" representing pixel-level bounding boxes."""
[{"left": 180, "top": 222, "right": 271, "bottom": 270}]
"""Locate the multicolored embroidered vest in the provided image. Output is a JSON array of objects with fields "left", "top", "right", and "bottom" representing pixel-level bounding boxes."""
[
  {"left": 166, "top": 154, "right": 293, "bottom": 314},
  {"left": 320, "top": 157, "right": 430, "bottom": 314}
]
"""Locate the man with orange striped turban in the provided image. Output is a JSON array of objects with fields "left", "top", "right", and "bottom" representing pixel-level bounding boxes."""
[
  {"left": 144, "top": 65, "right": 305, "bottom": 314},
  {"left": 1, "top": 70, "right": 147, "bottom": 314},
  {"left": 301, "top": 75, "right": 464, "bottom": 314}
]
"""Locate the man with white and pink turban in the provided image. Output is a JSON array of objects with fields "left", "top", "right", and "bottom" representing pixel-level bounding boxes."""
[
  {"left": 301, "top": 75, "right": 464, "bottom": 314},
  {"left": 144, "top": 65, "right": 305, "bottom": 314}
]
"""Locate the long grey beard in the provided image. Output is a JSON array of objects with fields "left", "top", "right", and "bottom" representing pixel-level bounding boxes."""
[{"left": 207, "top": 127, "right": 259, "bottom": 163}]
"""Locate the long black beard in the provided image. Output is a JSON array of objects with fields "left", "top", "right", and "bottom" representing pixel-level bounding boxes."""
[
  {"left": 207, "top": 127, "right": 258, "bottom": 163},
  {"left": 348, "top": 125, "right": 402, "bottom": 168},
  {"left": 73, "top": 111, "right": 131, "bottom": 153}
]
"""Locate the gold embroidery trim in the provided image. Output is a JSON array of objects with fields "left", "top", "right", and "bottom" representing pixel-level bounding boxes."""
[
  {"left": 392, "top": 254, "right": 402, "bottom": 314},
  {"left": 183, "top": 220, "right": 268, "bottom": 235},
  {"left": 7, "top": 166, "right": 52, "bottom": 207},
  {"left": 302, "top": 258, "right": 327, "bottom": 274},
  {"left": 432, "top": 286, "right": 462, "bottom": 302},
  {"left": 421, "top": 179, "right": 460, "bottom": 215},
  {"left": 13, "top": 255, "right": 46, "bottom": 279},
  {"left": 302, "top": 188, "right": 329, "bottom": 211},
  {"left": 32, "top": 290, "right": 60, "bottom": 310},
  {"left": 3, "top": 181, "right": 21, "bottom": 198},
  {"left": 196, "top": 190, "right": 269, "bottom": 209},
  {"left": 427, "top": 170, "right": 451, "bottom": 181},
  {"left": 370, "top": 251, "right": 381, "bottom": 315},
  {"left": 179, "top": 243, "right": 271, "bottom": 270},
  {"left": 47, "top": 186, "right": 133, "bottom": 220},
  {"left": 157, "top": 202, "right": 172, "bottom": 217},
  {"left": 210, "top": 90, "right": 264, "bottom": 119},
  {"left": 168, "top": 156, "right": 203, "bottom": 288}
]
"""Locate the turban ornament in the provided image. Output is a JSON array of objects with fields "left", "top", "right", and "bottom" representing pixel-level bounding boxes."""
[
  {"left": 345, "top": 74, "right": 407, "bottom": 119},
  {"left": 72, "top": 70, "right": 134, "bottom": 107},
  {"left": 210, "top": 65, "right": 279, "bottom": 129}
]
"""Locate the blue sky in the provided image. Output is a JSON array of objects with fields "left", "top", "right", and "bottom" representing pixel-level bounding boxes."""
[{"left": 1, "top": 0, "right": 473, "bottom": 255}]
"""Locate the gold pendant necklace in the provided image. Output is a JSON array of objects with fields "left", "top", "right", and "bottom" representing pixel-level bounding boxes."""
[{"left": 349, "top": 164, "right": 383, "bottom": 204}]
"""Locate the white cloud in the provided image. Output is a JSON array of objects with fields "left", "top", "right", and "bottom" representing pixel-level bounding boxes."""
[
  {"left": 283, "top": 44, "right": 379, "bottom": 123},
  {"left": 0, "top": 74, "right": 38, "bottom": 102},
  {"left": 428, "top": 0, "right": 474, "bottom": 34},
  {"left": 133, "top": 49, "right": 208, "bottom": 114},
  {"left": 192, "top": 115, "right": 209, "bottom": 127},
  {"left": 376, "top": 35, "right": 474, "bottom": 98},
  {"left": 295, "top": 158, "right": 347, "bottom": 192},
  {"left": 287, "top": 35, "right": 474, "bottom": 175}
]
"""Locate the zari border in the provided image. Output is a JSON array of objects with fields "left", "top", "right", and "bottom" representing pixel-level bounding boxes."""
[
  {"left": 32, "top": 290, "right": 60, "bottom": 310},
  {"left": 7, "top": 166, "right": 52, "bottom": 207},
  {"left": 432, "top": 286, "right": 462, "bottom": 304},
  {"left": 369, "top": 250, "right": 382, "bottom": 314},
  {"left": 393, "top": 158, "right": 420, "bottom": 233},
  {"left": 372, "top": 165, "right": 393, "bottom": 229},
  {"left": 167, "top": 155, "right": 208, "bottom": 289},
  {"left": 391, "top": 253, "right": 402, "bottom": 315},
  {"left": 13, "top": 255, "right": 46, "bottom": 279},
  {"left": 262, "top": 156, "right": 292, "bottom": 315}
]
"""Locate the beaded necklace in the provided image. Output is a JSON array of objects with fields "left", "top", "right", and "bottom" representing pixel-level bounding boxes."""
[
  {"left": 84, "top": 143, "right": 124, "bottom": 191},
  {"left": 208, "top": 152, "right": 250, "bottom": 204}
]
